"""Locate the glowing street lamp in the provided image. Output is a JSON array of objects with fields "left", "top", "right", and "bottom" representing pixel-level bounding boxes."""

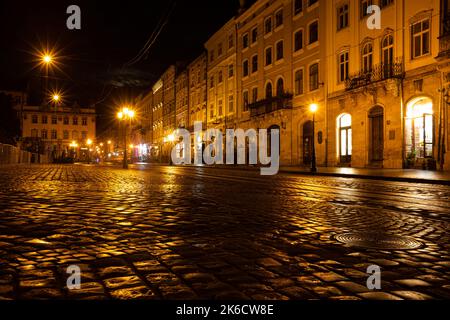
[
  {"left": 116, "top": 106, "right": 136, "bottom": 169},
  {"left": 309, "top": 104, "right": 318, "bottom": 173}
]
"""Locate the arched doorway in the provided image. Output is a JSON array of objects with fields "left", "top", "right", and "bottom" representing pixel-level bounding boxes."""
[
  {"left": 369, "top": 106, "right": 384, "bottom": 163},
  {"left": 405, "top": 97, "right": 434, "bottom": 160},
  {"left": 302, "top": 121, "right": 313, "bottom": 165},
  {"left": 338, "top": 114, "right": 352, "bottom": 164}
]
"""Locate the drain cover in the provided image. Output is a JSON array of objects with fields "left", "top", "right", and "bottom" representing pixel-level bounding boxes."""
[{"left": 334, "top": 233, "right": 424, "bottom": 250}]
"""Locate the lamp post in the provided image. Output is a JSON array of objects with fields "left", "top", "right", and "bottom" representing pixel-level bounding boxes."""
[
  {"left": 41, "top": 53, "right": 54, "bottom": 104},
  {"left": 86, "top": 139, "right": 93, "bottom": 164},
  {"left": 117, "top": 106, "right": 135, "bottom": 169},
  {"left": 310, "top": 103, "right": 318, "bottom": 173}
]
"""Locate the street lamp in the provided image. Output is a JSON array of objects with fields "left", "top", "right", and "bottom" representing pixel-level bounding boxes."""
[
  {"left": 117, "top": 106, "right": 136, "bottom": 169},
  {"left": 309, "top": 104, "right": 318, "bottom": 173}
]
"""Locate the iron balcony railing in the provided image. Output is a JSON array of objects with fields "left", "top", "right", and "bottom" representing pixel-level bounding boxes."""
[
  {"left": 248, "top": 92, "right": 293, "bottom": 117},
  {"left": 345, "top": 58, "right": 404, "bottom": 90}
]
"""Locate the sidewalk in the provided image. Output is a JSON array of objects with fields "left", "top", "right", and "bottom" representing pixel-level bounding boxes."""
[{"left": 280, "top": 166, "right": 450, "bottom": 186}]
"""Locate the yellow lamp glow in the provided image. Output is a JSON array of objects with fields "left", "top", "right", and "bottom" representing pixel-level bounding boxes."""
[
  {"left": 310, "top": 103, "right": 318, "bottom": 113},
  {"left": 87, "top": 139, "right": 93, "bottom": 146}
]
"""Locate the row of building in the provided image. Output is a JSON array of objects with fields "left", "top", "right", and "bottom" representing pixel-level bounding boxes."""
[{"left": 130, "top": 0, "right": 450, "bottom": 170}]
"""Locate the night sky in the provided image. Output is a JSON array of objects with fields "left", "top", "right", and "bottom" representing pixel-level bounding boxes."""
[{"left": 0, "top": 0, "right": 253, "bottom": 133}]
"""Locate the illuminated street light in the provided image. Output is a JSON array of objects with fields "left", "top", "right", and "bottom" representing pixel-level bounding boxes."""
[
  {"left": 309, "top": 104, "right": 318, "bottom": 173},
  {"left": 116, "top": 105, "right": 136, "bottom": 169},
  {"left": 43, "top": 54, "right": 53, "bottom": 65},
  {"left": 87, "top": 139, "right": 93, "bottom": 146}
]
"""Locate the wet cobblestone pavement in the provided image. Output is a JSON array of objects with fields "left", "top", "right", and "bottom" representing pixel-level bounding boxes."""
[{"left": 0, "top": 164, "right": 449, "bottom": 300}]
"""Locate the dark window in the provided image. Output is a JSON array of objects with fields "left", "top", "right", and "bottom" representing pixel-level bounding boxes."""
[
  {"left": 243, "top": 33, "right": 249, "bottom": 49},
  {"left": 295, "top": 70, "right": 304, "bottom": 95},
  {"left": 265, "top": 83, "right": 273, "bottom": 99},
  {"left": 309, "top": 63, "right": 319, "bottom": 91},
  {"left": 309, "top": 21, "right": 319, "bottom": 44},
  {"left": 275, "top": 9, "right": 283, "bottom": 28},
  {"left": 294, "top": 30, "right": 303, "bottom": 51},
  {"left": 243, "top": 91, "right": 249, "bottom": 111},
  {"left": 252, "top": 88, "right": 258, "bottom": 103},
  {"left": 265, "top": 17, "right": 272, "bottom": 34},
  {"left": 243, "top": 60, "right": 249, "bottom": 77},
  {"left": 52, "top": 116, "right": 57, "bottom": 124},
  {"left": 42, "top": 115, "right": 48, "bottom": 124},
  {"left": 276, "top": 78, "right": 284, "bottom": 96},
  {"left": 251, "top": 28, "right": 258, "bottom": 43},
  {"left": 32, "top": 115, "right": 38, "bottom": 124},
  {"left": 294, "top": 0, "right": 303, "bottom": 15},
  {"left": 360, "top": 0, "right": 373, "bottom": 18},
  {"left": 82, "top": 117, "right": 88, "bottom": 126},
  {"left": 265, "top": 47, "right": 273, "bottom": 66},
  {"left": 276, "top": 41, "right": 284, "bottom": 60},
  {"left": 252, "top": 55, "right": 258, "bottom": 73},
  {"left": 338, "top": 4, "right": 349, "bottom": 30},
  {"left": 339, "top": 52, "right": 349, "bottom": 82}
]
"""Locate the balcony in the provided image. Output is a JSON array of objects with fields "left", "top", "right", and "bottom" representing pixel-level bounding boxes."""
[
  {"left": 345, "top": 59, "right": 404, "bottom": 91},
  {"left": 248, "top": 92, "right": 293, "bottom": 117}
]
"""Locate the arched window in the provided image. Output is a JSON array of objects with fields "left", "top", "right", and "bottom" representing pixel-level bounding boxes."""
[
  {"left": 338, "top": 114, "right": 352, "bottom": 163},
  {"left": 265, "top": 82, "right": 273, "bottom": 99},
  {"left": 362, "top": 42, "right": 373, "bottom": 74},
  {"left": 276, "top": 78, "right": 284, "bottom": 96}
]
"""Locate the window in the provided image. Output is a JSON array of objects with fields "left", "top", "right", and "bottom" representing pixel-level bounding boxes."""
[
  {"left": 295, "top": 70, "right": 304, "bottom": 95},
  {"left": 63, "top": 130, "right": 69, "bottom": 140},
  {"left": 294, "top": 0, "right": 303, "bottom": 15},
  {"left": 338, "top": 4, "right": 349, "bottom": 30},
  {"left": 338, "top": 114, "right": 352, "bottom": 163},
  {"left": 52, "top": 116, "right": 57, "bottom": 124},
  {"left": 276, "top": 41, "right": 284, "bottom": 60},
  {"left": 382, "top": 34, "right": 394, "bottom": 75},
  {"left": 218, "top": 71, "right": 223, "bottom": 84},
  {"left": 228, "top": 64, "right": 234, "bottom": 78},
  {"left": 210, "top": 50, "right": 214, "bottom": 62},
  {"left": 251, "top": 27, "right": 258, "bottom": 44},
  {"left": 41, "top": 115, "right": 48, "bottom": 124},
  {"left": 228, "top": 95, "right": 234, "bottom": 112},
  {"left": 264, "top": 17, "right": 272, "bottom": 35},
  {"left": 218, "top": 100, "right": 223, "bottom": 116},
  {"left": 275, "top": 9, "right": 283, "bottom": 28},
  {"left": 228, "top": 34, "right": 234, "bottom": 49},
  {"left": 73, "top": 117, "right": 78, "bottom": 125},
  {"left": 243, "top": 33, "right": 249, "bottom": 49},
  {"left": 82, "top": 117, "right": 88, "bottom": 126},
  {"left": 218, "top": 43, "right": 223, "bottom": 56},
  {"left": 72, "top": 131, "right": 78, "bottom": 140},
  {"left": 276, "top": 78, "right": 284, "bottom": 96},
  {"left": 338, "top": 52, "right": 349, "bottom": 83},
  {"left": 411, "top": 19, "right": 430, "bottom": 59},
  {"left": 243, "top": 59, "right": 249, "bottom": 77},
  {"left": 32, "top": 115, "right": 38, "bottom": 124},
  {"left": 309, "top": 21, "right": 319, "bottom": 44},
  {"left": 380, "top": 0, "right": 394, "bottom": 8},
  {"left": 82, "top": 131, "right": 87, "bottom": 140},
  {"left": 265, "top": 82, "right": 273, "bottom": 98},
  {"left": 251, "top": 55, "right": 258, "bottom": 73},
  {"left": 309, "top": 63, "right": 319, "bottom": 91},
  {"left": 31, "top": 129, "right": 38, "bottom": 138},
  {"left": 51, "top": 130, "right": 57, "bottom": 139},
  {"left": 243, "top": 91, "right": 249, "bottom": 111},
  {"left": 252, "top": 87, "right": 258, "bottom": 103},
  {"left": 63, "top": 116, "right": 69, "bottom": 125},
  {"left": 362, "top": 42, "right": 373, "bottom": 73},
  {"left": 360, "top": 0, "right": 373, "bottom": 19},
  {"left": 294, "top": 30, "right": 303, "bottom": 52},
  {"left": 405, "top": 97, "right": 434, "bottom": 158},
  {"left": 41, "top": 129, "right": 48, "bottom": 139},
  {"left": 265, "top": 47, "right": 273, "bottom": 66},
  {"left": 210, "top": 76, "right": 214, "bottom": 88},
  {"left": 210, "top": 106, "right": 214, "bottom": 119}
]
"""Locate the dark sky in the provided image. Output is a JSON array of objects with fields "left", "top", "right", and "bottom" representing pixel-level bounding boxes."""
[{"left": 0, "top": 0, "right": 253, "bottom": 133}]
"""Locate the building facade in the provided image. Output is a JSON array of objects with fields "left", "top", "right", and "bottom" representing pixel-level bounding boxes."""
[
  {"left": 19, "top": 104, "right": 96, "bottom": 161},
  {"left": 134, "top": 0, "right": 449, "bottom": 171}
]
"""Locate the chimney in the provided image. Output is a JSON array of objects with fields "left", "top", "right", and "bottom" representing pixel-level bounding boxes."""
[{"left": 238, "top": 0, "right": 246, "bottom": 14}]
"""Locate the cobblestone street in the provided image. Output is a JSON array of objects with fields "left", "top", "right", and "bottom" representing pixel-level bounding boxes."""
[{"left": 0, "top": 164, "right": 449, "bottom": 300}]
